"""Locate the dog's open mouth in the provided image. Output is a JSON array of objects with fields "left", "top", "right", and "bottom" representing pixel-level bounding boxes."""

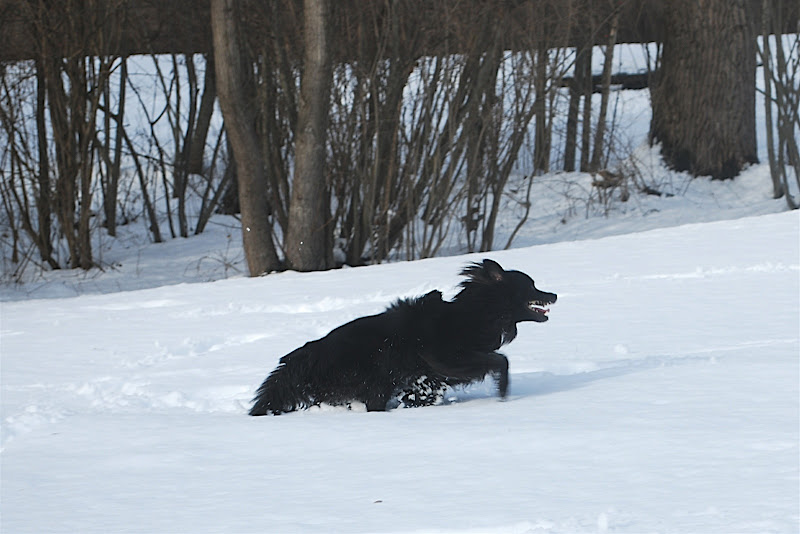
[{"left": 529, "top": 300, "right": 551, "bottom": 315}]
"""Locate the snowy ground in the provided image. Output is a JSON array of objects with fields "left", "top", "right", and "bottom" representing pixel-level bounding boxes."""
[{"left": 2, "top": 205, "right": 798, "bottom": 533}]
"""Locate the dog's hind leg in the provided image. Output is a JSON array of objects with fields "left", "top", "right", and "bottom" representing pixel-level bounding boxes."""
[{"left": 249, "top": 348, "right": 316, "bottom": 415}]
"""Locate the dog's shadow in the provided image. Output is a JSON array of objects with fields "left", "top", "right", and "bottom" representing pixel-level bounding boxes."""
[{"left": 445, "top": 356, "right": 684, "bottom": 406}]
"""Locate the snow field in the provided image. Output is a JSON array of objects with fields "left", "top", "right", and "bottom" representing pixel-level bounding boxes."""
[{"left": 1, "top": 211, "right": 799, "bottom": 533}]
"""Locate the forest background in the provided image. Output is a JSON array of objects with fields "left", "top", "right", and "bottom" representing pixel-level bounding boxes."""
[{"left": 0, "top": 0, "right": 797, "bottom": 278}]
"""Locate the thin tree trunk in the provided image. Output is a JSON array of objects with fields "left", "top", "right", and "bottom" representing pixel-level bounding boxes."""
[
  {"left": 773, "top": 27, "right": 800, "bottom": 209},
  {"left": 120, "top": 126, "right": 162, "bottom": 242},
  {"left": 533, "top": 40, "right": 550, "bottom": 173},
  {"left": 46, "top": 56, "right": 80, "bottom": 268},
  {"left": 580, "top": 44, "right": 593, "bottom": 172},
  {"left": 210, "top": 0, "right": 280, "bottom": 275},
  {"left": 188, "top": 54, "right": 217, "bottom": 175},
  {"left": 564, "top": 43, "right": 588, "bottom": 172},
  {"left": 285, "top": 0, "right": 333, "bottom": 271},
  {"left": 590, "top": 10, "right": 618, "bottom": 171},
  {"left": 759, "top": 0, "right": 783, "bottom": 199},
  {"left": 34, "top": 58, "right": 56, "bottom": 267},
  {"left": 106, "top": 56, "right": 126, "bottom": 236}
]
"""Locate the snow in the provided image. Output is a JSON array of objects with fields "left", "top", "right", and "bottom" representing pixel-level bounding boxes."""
[{"left": 2, "top": 206, "right": 798, "bottom": 533}]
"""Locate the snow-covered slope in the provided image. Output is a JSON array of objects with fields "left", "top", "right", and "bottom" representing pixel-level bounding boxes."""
[{"left": 2, "top": 211, "right": 798, "bottom": 533}]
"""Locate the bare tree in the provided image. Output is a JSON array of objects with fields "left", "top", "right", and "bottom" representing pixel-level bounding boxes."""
[
  {"left": 759, "top": 1, "right": 800, "bottom": 208},
  {"left": 30, "top": 0, "right": 123, "bottom": 269},
  {"left": 210, "top": 0, "right": 280, "bottom": 275},
  {"left": 564, "top": 40, "right": 590, "bottom": 172},
  {"left": 6, "top": 0, "right": 757, "bottom": 280},
  {"left": 590, "top": 5, "right": 619, "bottom": 172},
  {"left": 97, "top": 55, "right": 126, "bottom": 237},
  {"left": 285, "top": 0, "right": 333, "bottom": 271}
]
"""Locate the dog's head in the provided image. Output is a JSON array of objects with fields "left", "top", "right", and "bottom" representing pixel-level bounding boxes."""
[{"left": 459, "top": 259, "right": 557, "bottom": 323}]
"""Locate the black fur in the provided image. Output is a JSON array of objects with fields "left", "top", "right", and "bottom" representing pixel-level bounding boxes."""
[{"left": 249, "top": 259, "right": 556, "bottom": 415}]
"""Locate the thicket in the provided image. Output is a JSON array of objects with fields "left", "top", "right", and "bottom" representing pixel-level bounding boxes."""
[{"left": 0, "top": 0, "right": 796, "bottom": 279}]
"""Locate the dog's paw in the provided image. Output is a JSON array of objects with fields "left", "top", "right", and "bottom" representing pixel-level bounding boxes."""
[{"left": 395, "top": 376, "right": 447, "bottom": 408}]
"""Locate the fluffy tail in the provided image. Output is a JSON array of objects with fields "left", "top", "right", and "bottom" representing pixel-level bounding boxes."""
[{"left": 249, "top": 349, "right": 314, "bottom": 416}]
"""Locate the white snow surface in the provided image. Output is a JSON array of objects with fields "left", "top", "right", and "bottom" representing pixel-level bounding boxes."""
[{"left": 2, "top": 206, "right": 799, "bottom": 533}]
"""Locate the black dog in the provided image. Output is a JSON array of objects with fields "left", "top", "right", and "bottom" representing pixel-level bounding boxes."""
[{"left": 249, "top": 259, "right": 556, "bottom": 415}]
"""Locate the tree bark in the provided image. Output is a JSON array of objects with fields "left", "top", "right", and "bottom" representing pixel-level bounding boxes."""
[
  {"left": 210, "top": 0, "right": 280, "bottom": 275},
  {"left": 579, "top": 44, "right": 593, "bottom": 172},
  {"left": 188, "top": 54, "right": 217, "bottom": 175},
  {"left": 563, "top": 42, "right": 589, "bottom": 172},
  {"left": 34, "top": 57, "right": 56, "bottom": 267},
  {"left": 285, "top": 0, "right": 333, "bottom": 271},
  {"left": 590, "top": 10, "right": 618, "bottom": 172},
  {"left": 103, "top": 56, "right": 126, "bottom": 237},
  {"left": 650, "top": 0, "right": 758, "bottom": 180},
  {"left": 533, "top": 39, "right": 550, "bottom": 173}
]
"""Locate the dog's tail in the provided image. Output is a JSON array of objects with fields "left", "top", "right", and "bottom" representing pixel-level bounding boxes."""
[{"left": 249, "top": 348, "right": 315, "bottom": 416}]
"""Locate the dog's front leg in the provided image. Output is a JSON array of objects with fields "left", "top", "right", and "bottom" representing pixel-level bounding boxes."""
[
  {"left": 364, "top": 390, "right": 390, "bottom": 412},
  {"left": 491, "top": 352, "right": 509, "bottom": 398},
  {"left": 422, "top": 350, "right": 509, "bottom": 398}
]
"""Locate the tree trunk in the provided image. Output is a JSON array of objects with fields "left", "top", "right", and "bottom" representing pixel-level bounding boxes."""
[
  {"left": 533, "top": 40, "right": 550, "bottom": 174},
  {"left": 590, "top": 10, "right": 618, "bottom": 172},
  {"left": 563, "top": 42, "right": 589, "bottom": 172},
  {"left": 34, "top": 57, "right": 56, "bottom": 268},
  {"left": 210, "top": 0, "right": 280, "bottom": 275},
  {"left": 759, "top": 0, "right": 783, "bottom": 199},
  {"left": 579, "top": 44, "right": 593, "bottom": 172},
  {"left": 650, "top": 0, "right": 758, "bottom": 180},
  {"left": 104, "top": 56, "right": 126, "bottom": 237},
  {"left": 188, "top": 54, "right": 217, "bottom": 175},
  {"left": 285, "top": 0, "right": 333, "bottom": 271}
]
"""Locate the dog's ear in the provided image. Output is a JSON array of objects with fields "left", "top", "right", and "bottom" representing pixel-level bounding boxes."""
[
  {"left": 482, "top": 259, "right": 505, "bottom": 281},
  {"left": 461, "top": 259, "right": 505, "bottom": 284}
]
